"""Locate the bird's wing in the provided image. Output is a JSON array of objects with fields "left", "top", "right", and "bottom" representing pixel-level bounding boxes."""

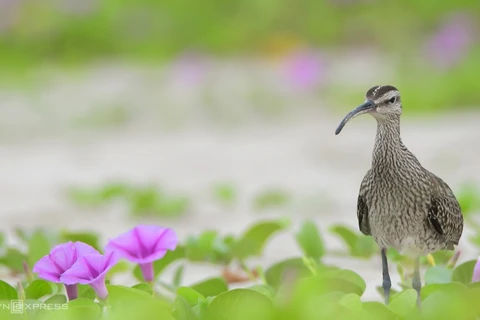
[
  {"left": 426, "top": 171, "right": 464, "bottom": 247},
  {"left": 357, "top": 170, "right": 372, "bottom": 236}
]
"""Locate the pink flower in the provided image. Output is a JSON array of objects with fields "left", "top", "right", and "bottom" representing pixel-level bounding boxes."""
[
  {"left": 61, "top": 252, "right": 118, "bottom": 300},
  {"left": 424, "top": 13, "right": 475, "bottom": 69},
  {"left": 105, "top": 225, "right": 178, "bottom": 282},
  {"left": 33, "top": 241, "right": 99, "bottom": 300},
  {"left": 472, "top": 257, "right": 480, "bottom": 283},
  {"left": 284, "top": 49, "right": 326, "bottom": 90}
]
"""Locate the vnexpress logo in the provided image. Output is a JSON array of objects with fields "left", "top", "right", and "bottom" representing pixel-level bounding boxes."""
[
  {"left": 10, "top": 300, "right": 24, "bottom": 314},
  {"left": 0, "top": 300, "right": 68, "bottom": 314}
]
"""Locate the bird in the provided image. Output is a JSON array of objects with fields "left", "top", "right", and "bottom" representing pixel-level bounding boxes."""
[{"left": 334, "top": 85, "right": 464, "bottom": 306}]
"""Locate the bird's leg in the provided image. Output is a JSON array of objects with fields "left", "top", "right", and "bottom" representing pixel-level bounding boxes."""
[
  {"left": 412, "top": 257, "right": 422, "bottom": 308},
  {"left": 381, "top": 248, "right": 391, "bottom": 305}
]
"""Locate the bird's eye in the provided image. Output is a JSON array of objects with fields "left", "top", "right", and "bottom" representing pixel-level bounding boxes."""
[{"left": 388, "top": 97, "right": 396, "bottom": 104}]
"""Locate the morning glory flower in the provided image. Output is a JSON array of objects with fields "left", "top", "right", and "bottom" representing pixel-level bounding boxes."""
[
  {"left": 472, "top": 256, "right": 480, "bottom": 283},
  {"left": 33, "top": 241, "right": 99, "bottom": 300},
  {"left": 61, "top": 252, "right": 118, "bottom": 300},
  {"left": 105, "top": 225, "right": 178, "bottom": 282},
  {"left": 170, "top": 51, "right": 209, "bottom": 86},
  {"left": 424, "top": 13, "right": 474, "bottom": 70},
  {"left": 283, "top": 49, "right": 326, "bottom": 91}
]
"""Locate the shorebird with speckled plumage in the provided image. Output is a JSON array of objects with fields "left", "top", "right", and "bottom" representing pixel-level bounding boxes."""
[{"left": 335, "top": 85, "right": 464, "bottom": 306}]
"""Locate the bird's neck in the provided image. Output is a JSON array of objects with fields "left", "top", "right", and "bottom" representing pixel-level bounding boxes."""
[{"left": 372, "top": 116, "right": 407, "bottom": 169}]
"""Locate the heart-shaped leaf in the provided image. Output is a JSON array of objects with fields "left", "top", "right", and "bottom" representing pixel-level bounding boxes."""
[
  {"left": 425, "top": 266, "right": 453, "bottom": 284},
  {"left": 177, "top": 286, "right": 205, "bottom": 306},
  {"left": 388, "top": 289, "right": 417, "bottom": 316},
  {"left": 190, "top": 277, "right": 228, "bottom": 297},
  {"left": 295, "top": 220, "right": 325, "bottom": 261},
  {"left": 25, "top": 280, "right": 53, "bottom": 299},
  {"left": 206, "top": 289, "right": 274, "bottom": 320},
  {"left": 174, "top": 296, "right": 199, "bottom": 320},
  {"left": 0, "top": 280, "right": 17, "bottom": 299},
  {"left": 452, "top": 260, "right": 476, "bottom": 284},
  {"left": 232, "top": 220, "right": 289, "bottom": 260},
  {"left": 265, "top": 257, "right": 311, "bottom": 289}
]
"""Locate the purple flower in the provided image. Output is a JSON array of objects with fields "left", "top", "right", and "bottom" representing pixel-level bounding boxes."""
[
  {"left": 61, "top": 252, "right": 118, "bottom": 300},
  {"left": 105, "top": 225, "right": 178, "bottom": 282},
  {"left": 472, "top": 257, "right": 480, "bottom": 283},
  {"left": 170, "top": 52, "right": 209, "bottom": 86},
  {"left": 424, "top": 13, "right": 475, "bottom": 69},
  {"left": 283, "top": 49, "right": 326, "bottom": 90},
  {"left": 33, "top": 241, "right": 99, "bottom": 300}
]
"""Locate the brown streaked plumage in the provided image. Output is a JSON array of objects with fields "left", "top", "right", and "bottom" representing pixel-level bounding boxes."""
[{"left": 335, "top": 85, "right": 464, "bottom": 306}]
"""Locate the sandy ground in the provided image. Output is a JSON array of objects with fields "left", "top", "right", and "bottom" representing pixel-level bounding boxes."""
[{"left": 0, "top": 62, "right": 479, "bottom": 301}]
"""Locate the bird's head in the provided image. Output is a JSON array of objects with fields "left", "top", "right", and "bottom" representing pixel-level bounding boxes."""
[{"left": 335, "top": 85, "right": 402, "bottom": 135}]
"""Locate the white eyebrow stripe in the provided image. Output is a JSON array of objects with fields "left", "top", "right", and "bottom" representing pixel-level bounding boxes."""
[{"left": 377, "top": 90, "right": 400, "bottom": 102}]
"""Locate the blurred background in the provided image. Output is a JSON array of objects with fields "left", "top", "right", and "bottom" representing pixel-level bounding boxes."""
[{"left": 0, "top": 0, "right": 479, "bottom": 300}]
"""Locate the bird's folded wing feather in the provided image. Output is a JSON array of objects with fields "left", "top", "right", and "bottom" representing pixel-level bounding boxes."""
[
  {"left": 427, "top": 172, "right": 463, "bottom": 246},
  {"left": 357, "top": 170, "right": 372, "bottom": 236}
]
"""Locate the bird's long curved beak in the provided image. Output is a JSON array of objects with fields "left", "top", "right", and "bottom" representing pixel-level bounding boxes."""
[{"left": 335, "top": 100, "right": 375, "bottom": 135}]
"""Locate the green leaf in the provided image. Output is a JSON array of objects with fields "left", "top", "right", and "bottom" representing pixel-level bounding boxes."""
[
  {"left": 131, "top": 283, "right": 153, "bottom": 295},
  {"left": 66, "top": 298, "right": 101, "bottom": 319},
  {"left": 253, "top": 189, "right": 290, "bottom": 210},
  {"left": 59, "top": 231, "right": 101, "bottom": 252},
  {"left": 15, "top": 228, "right": 31, "bottom": 243},
  {"left": 319, "top": 269, "right": 366, "bottom": 296},
  {"left": 232, "top": 220, "right": 288, "bottom": 260},
  {"left": 329, "top": 225, "right": 377, "bottom": 258},
  {"left": 212, "top": 183, "right": 236, "bottom": 205},
  {"left": 28, "top": 230, "right": 53, "bottom": 266},
  {"left": 421, "top": 282, "right": 467, "bottom": 300},
  {"left": 426, "top": 250, "right": 454, "bottom": 266},
  {"left": 456, "top": 183, "right": 480, "bottom": 217},
  {"left": 246, "top": 285, "right": 275, "bottom": 300},
  {"left": 452, "top": 260, "right": 476, "bottom": 284},
  {"left": 174, "top": 296, "right": 199, "bottom": 320},
  {"left": 329, "top": 225, "right": 358, "bottom": 253},
  {"left": 0, "top": 232, "right": 5, "bottom": 249},
  {"left": 363, "top": 302, "right": 396, "bottom": 320},
  {"left": 45, "top": 294, "right": 67, "bottom": 304},
  {"left": 295, "top": 220, "right": 325, "bottom": 261},
  {"left": 265, "top": 257, "right": 311, "bottom": 289},
  {"left": 190, "top": 277, "right": 228, "bottom": 297},
  {"left": 67, "top": 188, "right": 105, "bottom": 207},
  {"left": 173, "top": 264, "right": 185, "bottom": 288},
  {"left": 177, "top": 286, "right": 205, "bottom": 306},
  {"left": 22, "top": 299, "right": 45, "bottom": 317},
  {"left": 108, "top": 284, "right": 152, "bottom": 300},
  {"left": 128, "top": 187, "right": 159, "bottom": 215},
  {"left": 338, "top": 293, "right": 362, "bottom": 313},
  {"left": 206, "top": 289, "right": 274, "bottom": 320},
  {"left": 353, "top": 236, "right": 377, "bottom": 258},
  {"left": 376, "top": 286, "right": 399, "bottom": 300},
  {"left": 100, "top": 183, "right": 132, "bottom": 200},
  {"left": 0, "top": 280, "right": 17, "bottom": 299},
  {"left": 0, "top": 248, "right": 28, "bottom": 273},
  {"left": 25, "top": 280, "right": 53, "bottom": 299},
  {"left": 155, "top": 197, "right": 190, "bottom": 217},
  {"left": 133, "top": 246, "right": 185, "bottom": 281},
  {"left": 388, "top": 289, "right": 417, "bottom": 316},
  {"left": 193, "top": 298, "right": 210, "bottom": 319},
  {"left": 424, "top": 266, "right": 453, "bottom": 284},
  {"left": 185, "top": 231, "right": 219, "bottom": 261},
  {"left": 107, "top": 285, "right": 172, "bottom": 320}
]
